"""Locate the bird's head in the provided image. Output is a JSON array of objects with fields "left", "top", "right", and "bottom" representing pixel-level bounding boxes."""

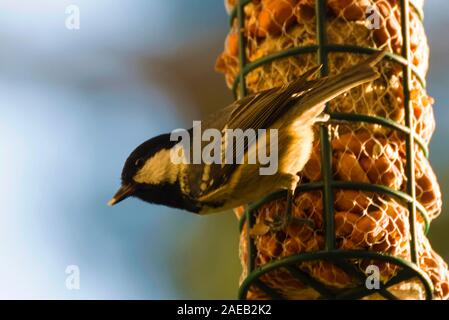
[{"left": 108, "top": 133, "right": 180, "bottom": 207}]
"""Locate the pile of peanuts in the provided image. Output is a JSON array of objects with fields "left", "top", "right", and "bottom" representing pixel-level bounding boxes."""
[{"left": 217, "top": 0, "right": 449, "bottom": 299}]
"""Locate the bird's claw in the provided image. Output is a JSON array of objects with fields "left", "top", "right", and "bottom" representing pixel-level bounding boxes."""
[
  {"left": 262, "top": 188, "right": 314, "bottom": 233},
  {"left": 263, "top": 216, "right": 314, "bottom": 233},
  {"left": 263, "top": 216, "right": 287, "bottom": 233}
]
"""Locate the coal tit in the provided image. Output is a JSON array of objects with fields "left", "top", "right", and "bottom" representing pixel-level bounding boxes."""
[{"left": 108, "top": 52, "right": 385, "bottom": 230}]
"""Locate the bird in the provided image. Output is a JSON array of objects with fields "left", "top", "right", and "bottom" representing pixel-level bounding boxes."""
[{"left": 108, "top": 51, "right": 385, "bottom": 231}]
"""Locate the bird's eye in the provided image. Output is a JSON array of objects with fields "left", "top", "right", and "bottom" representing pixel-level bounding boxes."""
[{"left": 135, "top": 158, "right": 144, "bottom": 167}]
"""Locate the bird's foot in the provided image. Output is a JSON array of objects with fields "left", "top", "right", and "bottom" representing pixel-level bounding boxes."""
[
  {"left": 263, "top": 188, "right": 314, "bottom": 233},
  {"left": 264, "top": 215, "right": 314, "bottom": 233}
]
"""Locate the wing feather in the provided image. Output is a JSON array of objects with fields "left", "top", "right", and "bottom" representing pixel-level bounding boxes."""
[{"left": 185, "top": 51, "right": 385, "bottom": 201}]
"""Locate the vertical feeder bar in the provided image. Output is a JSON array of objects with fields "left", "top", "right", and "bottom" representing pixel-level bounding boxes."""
[
  {"left": 236, "top": 0, "right": 255, "bottom": 276},
  {"left": 237, "top": 0, "right": 276, "bottom": 297},
  {"left": 236, "top": 0, "right": 248, "bottom": 98},
  {"left": 400, "top": 0, "right": 418, "bottom": 264},
  {"left": 316, "top": 0, "right": 336, "bottom": 251}
]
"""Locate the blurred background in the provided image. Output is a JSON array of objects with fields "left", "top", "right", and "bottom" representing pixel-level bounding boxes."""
[{"left": 0, "top": 0, "right": 448, "bottom": 299}]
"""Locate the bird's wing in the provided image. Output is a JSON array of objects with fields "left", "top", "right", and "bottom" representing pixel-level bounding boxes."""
[
  {"left": 227, "top": 66, "right": 323, "bottom": 132},
  {"left": 183, "top": 67, "right": 322, "bottom": 202},
  {"left": 186, "top": 51, "right": 385, "bottom": 202}
]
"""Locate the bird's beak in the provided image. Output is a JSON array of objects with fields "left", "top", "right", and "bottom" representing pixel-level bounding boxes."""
[{"left": 108, "top": 183, "right": 135, "bottom": 206}]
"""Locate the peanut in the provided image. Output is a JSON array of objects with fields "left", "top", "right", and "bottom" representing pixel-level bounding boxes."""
[
  {"left": 335, "top": 211, "right": 359, "bottom": 237},
  {"left": 234, "top": 205, "right": 246, "bottom": 219},
  {"left": 360, "top": 155, "right": 403, "bottom": 189},
  {"left": 256, "top": 234, "right": 282, "bottom": 257},
  {"left": 332, "top": 131, "right": 372, "bottom": 155},
  {"left": 373, "top": 1, "right": 402, "bottom": 53},
  {"left": 308, "top": 261, "right": 353, "bottom": 288},
  {"left": 334, "top": 152, "right": 370, "bottom": 183},
  {"left": 335, "top": 190, "right": 372, "bottom": 213},
  {"left": 257, "top": 0, "right": 298, "bottom": 37},
  {"left": 328, "top": 0, "right": 372, "bottom": 21}
]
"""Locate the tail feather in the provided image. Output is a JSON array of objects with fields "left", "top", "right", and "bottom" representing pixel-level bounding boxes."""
[{"left": 294, "top": 50, "right": 386, "bottom": 120}]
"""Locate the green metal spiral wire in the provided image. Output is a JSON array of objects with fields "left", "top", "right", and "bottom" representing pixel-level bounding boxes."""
[{"left": 229, "top": 0, "right": 434, "bottom": 300}]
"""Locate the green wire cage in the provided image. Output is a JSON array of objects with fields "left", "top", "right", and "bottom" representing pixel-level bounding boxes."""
[{"left": 227, "top": 0, "right": 435, "bottom": 300}]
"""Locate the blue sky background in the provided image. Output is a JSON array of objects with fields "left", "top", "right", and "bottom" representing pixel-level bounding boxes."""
[{"left": 0, "top": 0, "right": 448, "bottom": 299}]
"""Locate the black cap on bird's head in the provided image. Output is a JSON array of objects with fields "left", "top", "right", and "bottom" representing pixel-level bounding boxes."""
[{"left": 108, "top": 133, "right": 179, "bottom": 207}]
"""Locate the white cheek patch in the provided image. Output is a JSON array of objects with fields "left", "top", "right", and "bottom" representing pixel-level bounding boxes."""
[{"left": 133, "top": 149, "right": 179, "bottom": 185}]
